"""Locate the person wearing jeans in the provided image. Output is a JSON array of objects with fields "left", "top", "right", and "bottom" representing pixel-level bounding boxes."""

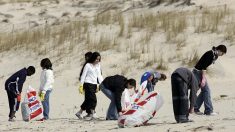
[
  {"left": 100, "top": 84, "right": 118, "bottom": 120},
  {"left": 193, "top": 45, "right": 227, "bottom": 115},
  {"left": 41, "top": 90, "right": 52, "bottom": 119},
  {"left": 39, "top": 58, "right": 54, "bottom": 120},
  {"left": 192, "top": 69, "right": 213, "bottom": 115},
  {"left": 99, "top": 75, "right": 136, "bottom": 120}
]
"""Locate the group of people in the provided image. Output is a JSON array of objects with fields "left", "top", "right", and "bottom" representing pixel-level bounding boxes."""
[
  {"left": 5, "top": 58, "right": 54, "bottom": 121},
  {"left": 171, "top": 45, "right": 227, "bottom": 123},
  {"left": 4, "top": 44, "right": 227, "bottom": 124}
]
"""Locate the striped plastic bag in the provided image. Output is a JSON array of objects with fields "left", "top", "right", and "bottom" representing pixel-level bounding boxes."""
[
  {"left": 118, "top": 91, "right": 164, "bottom": 127},
  {"left": 21, "top": 86, "right": 44, "bottom": 121}
]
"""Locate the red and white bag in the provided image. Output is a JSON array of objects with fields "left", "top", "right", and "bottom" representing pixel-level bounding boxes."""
[
  {"left": 21, "top": 86, "right": 44, "bottom": 121},
  {"left": 118, "top": 91, "right": 164, "bottom": 127}
]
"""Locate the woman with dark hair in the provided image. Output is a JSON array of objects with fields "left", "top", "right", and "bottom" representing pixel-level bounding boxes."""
[
  {"left": 193, "top": 45, "right": 227, "bottom": 115},
  {"left": 76, "top": 52, "right": 103, "bottom": 120},
  {"left": 99, "top": 75, "right": 136, "bottom": 120},
  {"left": 39, "top": 58, "right": 54, "bottom": 120},
  {"left": 85, "top": 51, "right": 93, "bottom": 62}
]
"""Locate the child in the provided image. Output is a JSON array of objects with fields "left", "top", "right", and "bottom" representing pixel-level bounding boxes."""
[
  {"left": 140, "top": 71, "right": 167, "bottom": 93},
  {"left": 121, "top": 81, "right": 137, "bottom": 112},
  {"left": 39, "top": 58, "right": 54, "bottom": 120},
  {"left": 5, "top": 66, "right": 35, "bottom": 121}
]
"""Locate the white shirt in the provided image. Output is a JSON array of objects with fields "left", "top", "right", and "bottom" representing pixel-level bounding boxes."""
[
  {"left": 40, "top": 69, "right": 54, "bottom": 93},
  {"left": 80, "top": 63, "right": 103, "bottom": 84},
  {"left": 121, "top": 89, "right": 137, "bottom": 111}
]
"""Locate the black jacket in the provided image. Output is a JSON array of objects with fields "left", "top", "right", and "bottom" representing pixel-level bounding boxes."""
[
  {"left": 195, "top": 50, "right": 218, "bottom": 70},
  {"left": 102, "top": 75, "right": 127, "bottom": 112},
  {"left": 5, "top": 68, "right": 27, "bottom": 95}
]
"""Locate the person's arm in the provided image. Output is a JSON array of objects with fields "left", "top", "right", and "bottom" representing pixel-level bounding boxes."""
[
  {"left": 41, "top": 70, "right": 54, "bottom": 93},
  {"left": 17, "top": 74, "right": 26, "bottom": 94},
  {"left": 80, "top": 64, "right": 89, "bottom": 84},
  {"left": 199, "top": 52, "right": 213, "bottom": 87},
  {"left": 115, "top": 88, "right": 123, "bottom": 113},
  {"left": 189, "top": 75, "right": 197, "bottom": 113},
  {"left": 97, "top": 64, "right": 103, "bottom": 84}
]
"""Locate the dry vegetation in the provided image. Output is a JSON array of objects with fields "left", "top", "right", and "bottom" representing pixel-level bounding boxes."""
[{"left": 0, "top": 5, "right": 234, "bottom": 72}]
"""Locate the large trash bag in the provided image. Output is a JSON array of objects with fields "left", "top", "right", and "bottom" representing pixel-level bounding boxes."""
[
  {"left": 118, "top": 91, "right": 164, "bottom": 127},
  {"left": 21, "top": 86, "right": 44, "bottom": 121}
]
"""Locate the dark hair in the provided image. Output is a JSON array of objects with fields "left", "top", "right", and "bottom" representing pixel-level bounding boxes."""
[
  {"left": 40, "top": 58, "right": 53, "bottom": 70},
  {"left": 79, "top": 52, "right": 101, "bottom": 80},
  {"left": 87, "top": 52, "right": 101, "bottom": 63},
  {"left": 127, "top": 78, "right": 136, "bottom": 88},
  {"left": 27, "top": 66, "right": 35, "bottom": 76},
  {"left": 212, "top": 45, "right": 227, "bottom": 54},
  {"left": 85, "top": 51, "right": 92, "bottom": 61},
  {"left": 160, "top": 73, "right": 167, "bottom": 80}
]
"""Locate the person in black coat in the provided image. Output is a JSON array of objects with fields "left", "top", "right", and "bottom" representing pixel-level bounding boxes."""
[
  {"left": 5, "top": 66, "right": 35, "bottom": 121},
  {"left": 99, "top": 75, "right": 136, "bottom": 120},
  {"left": 193, "top": 45, "right": 227, "bottom": 115}
]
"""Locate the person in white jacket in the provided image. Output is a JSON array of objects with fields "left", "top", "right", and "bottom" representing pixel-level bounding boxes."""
[
  {"left": 39, "top": 58, "right": 54, "bottom": 120},
  {"left": 121, "top": 83, "right": 137, "bottom": 112},
  {"left": 76, "top": 52, "right": 103, "bottom": 120}
]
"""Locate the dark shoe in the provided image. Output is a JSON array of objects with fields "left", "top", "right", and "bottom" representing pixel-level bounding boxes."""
[
  {"left": 43, "top": 117, "right": 49, "bottom": 120},
  {"left": 195, "top": 111, "right": 204, "bottom": 115},
  {"left": 177, "top": 119, "right": 193, "bottom": 123},
  {"left": 8, "top": 118, "right": 15, "bottom": 122},
  {"left": 83, "top": 114, "right": 92, "bottom": 121}
]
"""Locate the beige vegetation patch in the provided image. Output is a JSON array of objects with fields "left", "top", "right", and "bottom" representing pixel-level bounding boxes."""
[{"left": 0, "top": 5, "right": 234, "bottom": 72}]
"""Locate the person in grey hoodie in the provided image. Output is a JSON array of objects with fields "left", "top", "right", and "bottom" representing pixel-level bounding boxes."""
[{"left": 171, "top": 67, "right": 199, "bottom": 123}]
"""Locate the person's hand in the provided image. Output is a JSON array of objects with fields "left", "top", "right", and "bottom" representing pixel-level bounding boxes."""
[
  {"left": 200, "top": 75, "right": 206, "bottom": 88},
  {"left": 17, "top": 94, "right": 21, "bottom": 102},
  {"left": 118, "top": 112, "right": 123, "bottom": 116},
  {"left": 79, "top": 85, "right": 84, "bottom": 95},
  {"left": 96, "top": 85, "right": 100, "bottom": 93},
  {"left": 39, "top": 92, "right": 45, "bottom": 101},
  {"left": 38, "top": 90, "right": 42, "bottom": 96}
]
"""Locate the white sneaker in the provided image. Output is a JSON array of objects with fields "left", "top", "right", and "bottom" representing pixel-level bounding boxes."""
[
  {"left": 206, "top": 112, "right": 218, "bottom": 116},
  {"left": 92, "top": 113, "right": 99, "bottom": 119},
  {"left": 75, "top": 112, "right": 83, "bottom": 119},
  {"left": 195, "top": 111, "right": 204, "bottom": 115}
]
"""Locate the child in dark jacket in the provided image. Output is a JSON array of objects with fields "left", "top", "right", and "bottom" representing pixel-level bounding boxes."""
[{"left": 5, "top": 66, "right": 35, "bottom": 121}]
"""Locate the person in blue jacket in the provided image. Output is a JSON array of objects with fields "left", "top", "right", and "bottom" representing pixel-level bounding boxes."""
[
  {"left": 5, "top": 66, "right": 35, "bottom": 121},
  {"left": 140, "top": 71, "right": 167, "bottom": 92}
]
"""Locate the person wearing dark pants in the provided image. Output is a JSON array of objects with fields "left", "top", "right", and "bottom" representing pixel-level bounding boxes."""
[
  {"left": 171, "top": 67, "right": 199, "bottom": 123},
  {"left": 5, "top": 66, "right": 35, "bottom": 121},
  {"left": 193, "top": 45, "right": 227, "bottom": 115},
  {"left": 100, "top": 75, "right": 136, "bottom": 120},
  {"left": 80, "top": 83, "right": 97, "bottom": 114},
  {"left": 76, "top": 52, "right": 103, "bottom": 120}
]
